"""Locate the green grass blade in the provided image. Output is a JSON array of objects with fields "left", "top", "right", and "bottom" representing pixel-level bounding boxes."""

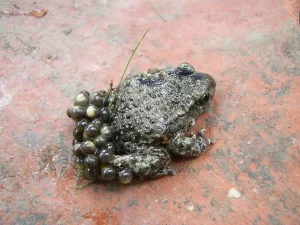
[
  {"left": 118, "top": 28, "right": 151, "bottom": 87},
  {"left": 74, "top": 169, "right": 94, "bottom": 189}
]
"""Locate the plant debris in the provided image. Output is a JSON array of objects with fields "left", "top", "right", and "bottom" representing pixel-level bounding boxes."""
[{"left": 0, "top": 9, "right": 47, "bottom": 18}]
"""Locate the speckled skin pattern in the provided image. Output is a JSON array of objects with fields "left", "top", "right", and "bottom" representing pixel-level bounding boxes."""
[{"left": 111, "top": 63, "right": 216, "bottom": 178}]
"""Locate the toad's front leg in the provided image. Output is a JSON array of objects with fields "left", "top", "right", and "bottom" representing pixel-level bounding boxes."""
[
  {"left": 112, "top": 145, "right": 174, "bottom": 180},
  {"left": 167, "top": 130, "right": 213, "bottom": 157}
]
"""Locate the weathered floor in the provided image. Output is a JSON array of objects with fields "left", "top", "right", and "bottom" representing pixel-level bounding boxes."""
[{"left": 0, "top": 0, "right": 299, "bottom": 224}]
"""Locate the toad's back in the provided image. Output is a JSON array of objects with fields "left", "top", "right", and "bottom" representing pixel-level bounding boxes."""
[{"left": 111, "top": 67, "right": 216, "bottom": 145}]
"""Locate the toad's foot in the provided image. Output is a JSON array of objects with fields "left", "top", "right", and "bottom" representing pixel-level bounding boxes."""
[
  {"left": 112, "top": 146, "right": 172, "bottom": 179},
  {"left": 199, "top": 128, "right": 215, "bottom": 144},
  {"left": 168, "top": 132, "right": 213, "bottom": 157},
  {"left": 150, "top": 167, "right": 175, "bottom": 179}
]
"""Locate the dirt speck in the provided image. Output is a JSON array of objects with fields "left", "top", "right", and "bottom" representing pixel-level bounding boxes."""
[{"left": 127, "top": 198, "right": 139, "bottom": 207}]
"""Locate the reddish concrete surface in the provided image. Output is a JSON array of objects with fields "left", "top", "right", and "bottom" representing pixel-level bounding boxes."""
[
  {"left": 283, "top": 0, "right": 300, "bottom": 24},
  {"left": 0, "top": 0, "right": 299, "bottom": 224}
]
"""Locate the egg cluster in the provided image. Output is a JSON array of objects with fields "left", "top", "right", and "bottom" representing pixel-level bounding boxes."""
[{"left": 67, "top": 90, "right": 133, "bottom": 184}]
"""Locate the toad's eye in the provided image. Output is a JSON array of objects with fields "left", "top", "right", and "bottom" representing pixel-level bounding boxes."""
[
  {"left": 203, "top": 93, "right": 210, "bottom": 102},
  {"left": 176, "top": 62, "right": 195, "bottom": 75},
  {"left": 195, "top": 92, "right": 210, "bottom": 105}
]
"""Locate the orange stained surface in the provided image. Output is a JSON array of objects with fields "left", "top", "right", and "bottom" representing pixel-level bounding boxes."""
[{"left": 0, "top": 0, "right": 299, "bottom": 224}]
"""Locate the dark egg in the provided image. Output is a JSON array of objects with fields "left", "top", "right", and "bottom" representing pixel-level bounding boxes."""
[
  {"left": 97, "top": 148, "right": 114, "bottom": 164},
  {"left": 90, "top": 91, "right": 106, "bottom": 107},
  {"left": 101, "top": 166, "right": 117, "bottom": 181},
  {"left": 93, "top": 135, "right": 108, "bottom": 148},
  {"left": 84, "top": 154, "right": 100, "bottom": 168},
  {"left": 118, "top": 168, "right": 133, "bottom": 184},
  {"left": 100, "top": 125, "right": 113, "bottom": 140},
  {"left": 91, "top": 118, "right": 103, "bottom": 129},
  {"left": 75, "top": 119, "right": 89, "bottom": 132},
  {"left": 84, "top": 123, "right": 100, "bottom": 139},
  {"left": 85, "top": 168, "right": 100, "bottom": 180},
  {"left": 73, "top": 127, "right": 83, "bottom": 140},
  {"left": 80, "top": 140, "right": 96, "bottom": 154},
  {"left": 69, "top": 106, "right": 86, "bottom": 120},
  {"left": 74, "top": 92, "right": 89, "bottom": 107},
  {"left": 72, "top": 143, "right": 85, "bottom": 157},
  {"left": 99, "top": 107, "right": 111, "bottom": 122}
]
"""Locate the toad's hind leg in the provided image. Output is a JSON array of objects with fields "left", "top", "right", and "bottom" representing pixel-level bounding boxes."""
[
  {"left": 168, "top": 131, "right": 213, "bottom": 157},
  {"left": 112, "top": 146, "right": 175, "bottom": 179}
]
